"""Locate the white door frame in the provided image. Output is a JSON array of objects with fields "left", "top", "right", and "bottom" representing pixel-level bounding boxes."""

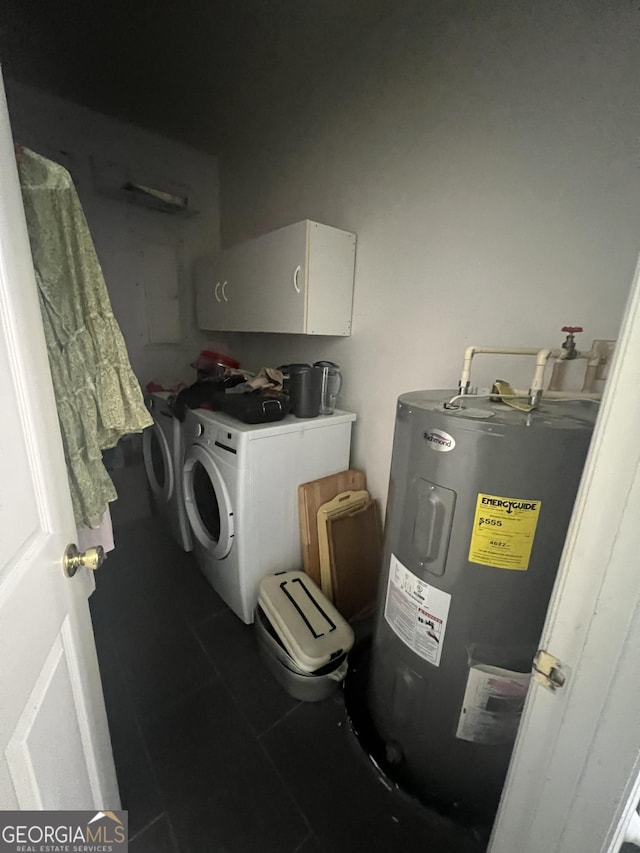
[{"left": 490, "top": 253, "right": 640, "bottom": 852}]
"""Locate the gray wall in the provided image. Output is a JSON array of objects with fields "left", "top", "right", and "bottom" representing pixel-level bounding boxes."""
[{"left": 217, "top": 0, "right": 640, "bottom": 504}]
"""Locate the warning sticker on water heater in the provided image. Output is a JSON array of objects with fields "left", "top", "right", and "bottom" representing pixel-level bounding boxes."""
[
  {"left": 456, "top": 664, "right": 531, "bottom": 744},
  {"left": 468, "top": 492, "right": 541, "bottom": 570},
  {"left": 384, "top": 554, "right": 451, "bottom": 667}
]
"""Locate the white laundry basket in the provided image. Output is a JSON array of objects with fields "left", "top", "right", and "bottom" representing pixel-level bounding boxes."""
[{"left": 256, "top": 571, "right": 354, "bottom": 702}]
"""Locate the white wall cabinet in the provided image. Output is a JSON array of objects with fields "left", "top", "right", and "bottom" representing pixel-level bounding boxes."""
[{"left": 195, "top": 220, "right": 356, "bottom": 335}]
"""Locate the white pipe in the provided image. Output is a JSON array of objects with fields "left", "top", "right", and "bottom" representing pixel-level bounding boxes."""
[
  {"left": 529, "top": 348, "right": 607, "bottom": 401},
  {"left": 575, "top": 349, "right": 599, "bottom": 360},
  {"left": 458, "top": 343, "right": 606, "bottom": 404},
  {"left": 547, "top": 359, "right": 565, "bottom": 392},
  {"left": 511, "top": 387, "right": 601, "bottom": 401},
  {"left": 534, "top": 347, "right": 603, "bottom": 395},
  {"left": 548, "top": 349, "right": 599, "bottom": 392},
  {"left": 530, "top": 348, "right": 564, "bottom": 395},
  {"left": 581, "top": 350, "right": 603, "bottom": 393},
  {"left": 459, "top": 346, "right": 548, "bottom": 392},
  {"left": 445, "top": 391, "right": 601, "bottom": 410}
]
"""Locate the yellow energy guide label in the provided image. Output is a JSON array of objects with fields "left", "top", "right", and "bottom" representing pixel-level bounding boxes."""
[{"left": 468, "top": 492, "right": 541, "bottom": 570}]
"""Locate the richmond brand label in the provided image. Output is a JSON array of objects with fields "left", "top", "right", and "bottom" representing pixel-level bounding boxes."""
[{"left": 424, "top": 429, "right": 456, "bottom": 452}]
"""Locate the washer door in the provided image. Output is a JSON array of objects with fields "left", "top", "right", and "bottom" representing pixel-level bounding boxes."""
[
  {"left": 183, "top": 444, "right": 234, "bottom": 558},
  {"left": 143, "top": 420, "right": 174, "bottom": 503}
]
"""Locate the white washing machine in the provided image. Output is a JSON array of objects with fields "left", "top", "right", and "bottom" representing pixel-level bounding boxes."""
[
  {"left": 182, "top": 408, "right": 356, "bottom": 623},
  {"left": 143, "top": 392, "right": 193, "bottom": 552}
]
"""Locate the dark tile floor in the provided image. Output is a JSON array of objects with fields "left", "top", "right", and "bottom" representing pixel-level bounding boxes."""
[{"left": 90, "top": 510, "right": 485, "bottom": 853}]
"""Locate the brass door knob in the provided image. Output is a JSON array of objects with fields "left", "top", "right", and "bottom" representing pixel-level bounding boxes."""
[{"left": 63, "top": 543, "right": 106, "bottom": 578}]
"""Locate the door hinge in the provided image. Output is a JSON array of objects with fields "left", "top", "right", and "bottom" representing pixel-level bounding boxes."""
[{"left": 533, "top": 649, "right": 567, "bottom": 691}]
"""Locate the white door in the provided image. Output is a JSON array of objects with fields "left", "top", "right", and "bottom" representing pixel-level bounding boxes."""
[
  {"left": 0, "top": 77, "right": 119, "bottom": 810},
  {"left": 489, "top": 253, "right": 640, "bottom": 853}
]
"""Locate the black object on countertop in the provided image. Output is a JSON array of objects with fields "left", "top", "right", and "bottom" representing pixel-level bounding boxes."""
[
  {"left": 288, "top": 364, "right": 322, "bottom": 418},
  {"left": 212, "top": 388, "right": 290, "bottom": 424},
  {"left": 170, "top": 378, "right": 290, "bottom": 424},
  {"left": 170, "top": 378, "right": 239, "bottom": 421}
]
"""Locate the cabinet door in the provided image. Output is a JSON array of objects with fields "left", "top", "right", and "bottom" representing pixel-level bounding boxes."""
[
  {"left": 195, "top": 252, "right": 244, "bottom": 332},
  {"left": 195, "top": 254, "right": 224, "bottom": 330},
  {"left": 195, "top": 245, "right": 261, "bottom": 332},
  {"left": 307, "top": 222, "right": 356, "bottom": 336},
  {"left": 238, "top": 221, "right": 308, "bottom": 333},
  {"left": 195, "top": 220, "right": 354, "bottom": 335},
  {"left": 221, "top": 241, "right": 261, "bottom": 331}
]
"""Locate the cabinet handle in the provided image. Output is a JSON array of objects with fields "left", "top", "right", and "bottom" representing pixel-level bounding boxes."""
[
  {"left": 214, "top": 282, "right": 221, "bottom": 302},
  {"left": 221, "top": 281, "right": 229, "bottom": 302},
  {"left": 293, "top": 265, "right": 301, "bottom": 294}
]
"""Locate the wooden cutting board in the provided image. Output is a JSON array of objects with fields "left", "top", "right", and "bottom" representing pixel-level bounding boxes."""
[
  {"left": 316, "top": 490, "right": 370, "bottom": 598},
  {"left": 327, "top": 499, "right": 383, "bottom": 622},
  {"left": 298, "top": 469, "right": 366, "bottom": 586}
]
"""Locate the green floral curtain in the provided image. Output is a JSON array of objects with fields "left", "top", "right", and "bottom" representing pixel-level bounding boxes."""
[{"left": 18, "top": 147, "right": 152, "bottom": 528}]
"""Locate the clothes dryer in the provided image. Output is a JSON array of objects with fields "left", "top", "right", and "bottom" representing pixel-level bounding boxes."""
[
  {"left": 143, "top": 392, "right": 192, "bottom": 552},
  {"left": 182, "top": 408, "right": 356, "bottom": 623}
]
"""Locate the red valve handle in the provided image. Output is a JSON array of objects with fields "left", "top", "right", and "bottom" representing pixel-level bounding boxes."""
[{"left": 561, "top": 326, "right": 583, "bottom": 334}]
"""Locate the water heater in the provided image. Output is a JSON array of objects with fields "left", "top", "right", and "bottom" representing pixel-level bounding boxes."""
[{"left": 368, "top": 390, "right": 597, "bottom": 820}]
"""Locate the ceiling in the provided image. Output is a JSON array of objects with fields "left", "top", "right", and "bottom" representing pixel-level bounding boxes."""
[{"left": 0, "top": 0, "right": 395, "bottom": 153}]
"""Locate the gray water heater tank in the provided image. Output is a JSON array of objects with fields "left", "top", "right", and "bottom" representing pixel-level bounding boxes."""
[{"left": 368, "top": 390, "right": 597, "bottom": 820}]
